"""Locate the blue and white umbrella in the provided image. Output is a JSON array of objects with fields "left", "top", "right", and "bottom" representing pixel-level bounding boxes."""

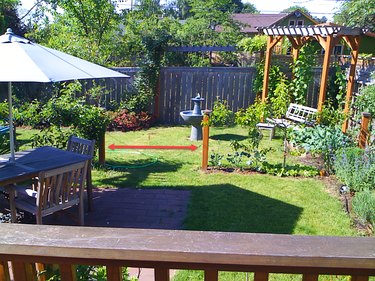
[{"left": 0, "top": 28, "right": 129, "bottom": 163}]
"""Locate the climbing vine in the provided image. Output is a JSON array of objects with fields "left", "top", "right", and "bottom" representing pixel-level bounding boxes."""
[{"left": 289, "top": 42, "right": 319, "bottom": 104}]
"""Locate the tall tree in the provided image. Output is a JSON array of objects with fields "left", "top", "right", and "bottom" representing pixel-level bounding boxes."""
[
  {"left": 0, "top": 0, "right": 24, "bottom": 34},
  {"left": 133, "top": 0, "right": 162, "bottom": 18},
  {"left": 163, "top": 0, "right": 191, "bottom": 19},
  {"left": 281, "top": 6, "right": 310, "bottom": 16},
  {"left": 28, "top": 0, "right": 125, "bottom": 65},
  {"left": 334, "top": 0, "right": 375, "bottom": 30},
  {"left": 241, "top": 2, "right": 258, "bottom": 13}
]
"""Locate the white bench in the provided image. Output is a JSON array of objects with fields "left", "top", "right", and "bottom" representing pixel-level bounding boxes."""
[{"left": 256, "top": 103, "right": 318, "bottom": 140}]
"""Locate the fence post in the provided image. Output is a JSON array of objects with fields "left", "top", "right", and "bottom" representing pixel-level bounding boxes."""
[
  {"left": 202, "top": 110, "right": 211, "bottom": 171},
  {"left": 358, "top": 112, "right": 371, "bottom": 149}
]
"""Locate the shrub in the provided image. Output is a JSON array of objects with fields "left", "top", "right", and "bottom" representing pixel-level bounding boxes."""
[
  {"left": 17, "top": 100, "right": 43, "bottom": 127},
  {"left": 288, "top": 125, "right": 351, "bottom": 154},
  {"left": 288, "top": 125, "right": 352, "bottom": 173},
  {"left": 352, "top": 190, "right": 375, "bottom": 227},
  {"left": 78, "top": 105, "right": 111, "bottom": 143},
  {"left": 334, "top": 147, "right": 375, "bottom": 192},
  {"left": 31, "top": 126, "right": 76, "bottom": 149},
  {"left": 108, "top": 110, "right": 156, "bottom": 132},
  {"left": 210, "top": 99, "right": 235, "bottom": 127}
]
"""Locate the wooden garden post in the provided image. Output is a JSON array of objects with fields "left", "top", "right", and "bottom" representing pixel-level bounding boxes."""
[
  {"left": 99, "top": 132, "right": 105, "bottom": 165},
  {"left": 342, "top": 36, "right": 361, "bottom": 133},
  {"left": 202, "top": 110, "right": 211, "bottom": 171},
  {"left": 358, "top": 112, "right": 371, "bottom": 149}
]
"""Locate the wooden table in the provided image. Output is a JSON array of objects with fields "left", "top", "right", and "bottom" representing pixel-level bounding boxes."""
[{"left": 0, "top": 146, "right": 92, "bottom": 222}]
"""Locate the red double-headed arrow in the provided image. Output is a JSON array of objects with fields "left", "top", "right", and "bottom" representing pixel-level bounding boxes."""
[{"left": 108, "top": 143, "right": 198, "bottom": 151}]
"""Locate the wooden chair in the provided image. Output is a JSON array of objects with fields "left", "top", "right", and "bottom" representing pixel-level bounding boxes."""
[
  {"left": 67, "top": 135, "right": 95, "bottom": 211},
  {"left": 10, "top": 161, "right": 88, "bottom": 225}
]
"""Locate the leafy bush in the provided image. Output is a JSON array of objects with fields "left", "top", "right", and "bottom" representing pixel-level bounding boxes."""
[
  {"left": 78, "top": 105, "right": 111, "bottom": 143},
  {"left": 31, "top": 126, "right": 76, "bottom": 149},
  {"left": 318, "top": 100, "right": 346, "bottom": 127},
  {"left": 0, "top": 101, "right": 8, "bottom": 120},
  {"left": 268, "top": 74, "right": 290, "bottom": 118},
  {"left": 235, "top": 100, "right": 269, "bottom": 149},
  {"left": 334, "top": 147, "right": 375, "bottom": 192},
  {"left": 288, "top": 125, "right": 352, "bottom": 173},
  {"left": 108, "top": 110, "right": 156, "bottom": 132},
  {"left": 210, "top": 99, "right": 235, "bottom": 127},
  {"left": 288, "top": 125, "right": 351, "bottom": 154},
  {"left": 17, "top": 100, "right": 44, "bottom": 127},
  {"left": 237, "top": 35, "right": 267, "bottom": 54},
  {"left": 21, "top": 82, "right": 110, "bottom": 149},
  {"left": 353, "top": 80, "right": 375, "bottom": 135},
  {"left": 259, "top": 163, "right": 319, "bottom": 177},
  {"left": 352, "top": 190, "right": 375, "bottom": 227}
]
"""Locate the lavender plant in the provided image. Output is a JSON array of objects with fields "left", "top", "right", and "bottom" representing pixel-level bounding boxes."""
[{"left": 334, "top": 147, "right": 375, "bottom": 192}]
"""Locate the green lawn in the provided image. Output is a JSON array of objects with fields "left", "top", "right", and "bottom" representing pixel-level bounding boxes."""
[{"left": 16, "top": 126, "right": 359, "bottom": 281}]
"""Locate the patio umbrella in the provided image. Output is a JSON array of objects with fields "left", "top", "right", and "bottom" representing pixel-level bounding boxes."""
[{"left": 0, "top": 28, "right": 129, "bottom": 163}]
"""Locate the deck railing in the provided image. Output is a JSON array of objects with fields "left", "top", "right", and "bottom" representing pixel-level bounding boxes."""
[{"left": 0, "top": 224, "right": 374, "bottom": 281}]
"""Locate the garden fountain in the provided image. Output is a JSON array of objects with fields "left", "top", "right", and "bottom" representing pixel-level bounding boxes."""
[{"left": 180, "top": 94, "right": 205, "bottom": 141}]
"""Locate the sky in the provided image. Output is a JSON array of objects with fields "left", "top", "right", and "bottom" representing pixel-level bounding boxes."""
[{"left": 19, "top": 0, "right": 345, "bottom": 22}]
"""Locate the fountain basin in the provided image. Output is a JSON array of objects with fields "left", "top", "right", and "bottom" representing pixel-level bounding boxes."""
[
  {"left": 180, "top": 94, "right": 205, "bottom": 141},
  {"left": 180, "top": 110, "right": 204, "bottom": 127},
  {"left": 180, "top": 111, "right": 203, "bottom": 141}
]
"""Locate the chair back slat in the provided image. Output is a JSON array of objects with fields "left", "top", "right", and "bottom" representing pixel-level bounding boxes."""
[
  {"left": 35, "top": 161, "right": 88, "bottom": 223},
  {"left": 67, "top": 136, "right": 95, "bottom": 158}
]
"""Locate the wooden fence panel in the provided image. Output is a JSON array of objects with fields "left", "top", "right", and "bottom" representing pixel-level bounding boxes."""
[{"left": 158, "top": 67, "right": 257, "bottom": 124}]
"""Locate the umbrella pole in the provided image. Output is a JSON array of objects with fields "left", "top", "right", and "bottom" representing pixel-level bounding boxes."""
[{"left": 8, "top": 82, "right": 15, "bottom": 163}]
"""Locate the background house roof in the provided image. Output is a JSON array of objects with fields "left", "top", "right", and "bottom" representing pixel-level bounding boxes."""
[
  {"left": 233, "top": 10, "right": 318, "bottom": 34},
  {"left": 233, "top": 13, "right": 288, "bottom": 33}
]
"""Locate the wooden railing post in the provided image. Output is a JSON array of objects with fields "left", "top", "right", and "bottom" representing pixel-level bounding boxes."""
[
  {"left": 106, "top": 265, "right": 122, "bottom": 281},
  {"left": 204, "top": 269, "right": 218, "bottom": 281},
  {"left": 302, "top": 274, "right": 318, "bottom": 281},
  {"left": 254, "top": 272, "right": 269, "bottom": 281},
  {"left": 60, "top": 264, "right": 77, "bottom": 281},
  {"left": 202, "top": 110, "right": 211, "bottom": 171},
  {"left": 154, "top": 268, "right": 169, "bottom": 281},
  {"left": 358, "top": 112, "right": 371, "bottom": 149}
]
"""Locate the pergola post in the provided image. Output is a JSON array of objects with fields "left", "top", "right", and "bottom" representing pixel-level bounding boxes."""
[
  {"left": 262, "top": 36, "right": 283, "bottom": 102},
  {"left": 342, "top": 36, "right": 361, "bottom": 133},
  {"left": 316, "top": 34, "right": 335, "bottom": 112}
]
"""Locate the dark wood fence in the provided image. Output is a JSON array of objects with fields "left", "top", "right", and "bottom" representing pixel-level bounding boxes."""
[
  {"left": 2, "top": 65, "right": 358, "bottom": 124},
  {"left": 158, "top": 67, "right": 257, "bottom": 124}
]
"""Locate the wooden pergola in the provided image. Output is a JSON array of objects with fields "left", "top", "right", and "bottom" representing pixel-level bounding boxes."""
[{"left": 260, "top": 24, "right": 367, "bottom": 132}]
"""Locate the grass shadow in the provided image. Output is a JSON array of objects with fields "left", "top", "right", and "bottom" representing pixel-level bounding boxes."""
[
  {"left": 93, "top": 158, "right": 184, "bottom": 188},
  {"left": 183, "top": 184, "right": 302, "bottom": 234}
]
